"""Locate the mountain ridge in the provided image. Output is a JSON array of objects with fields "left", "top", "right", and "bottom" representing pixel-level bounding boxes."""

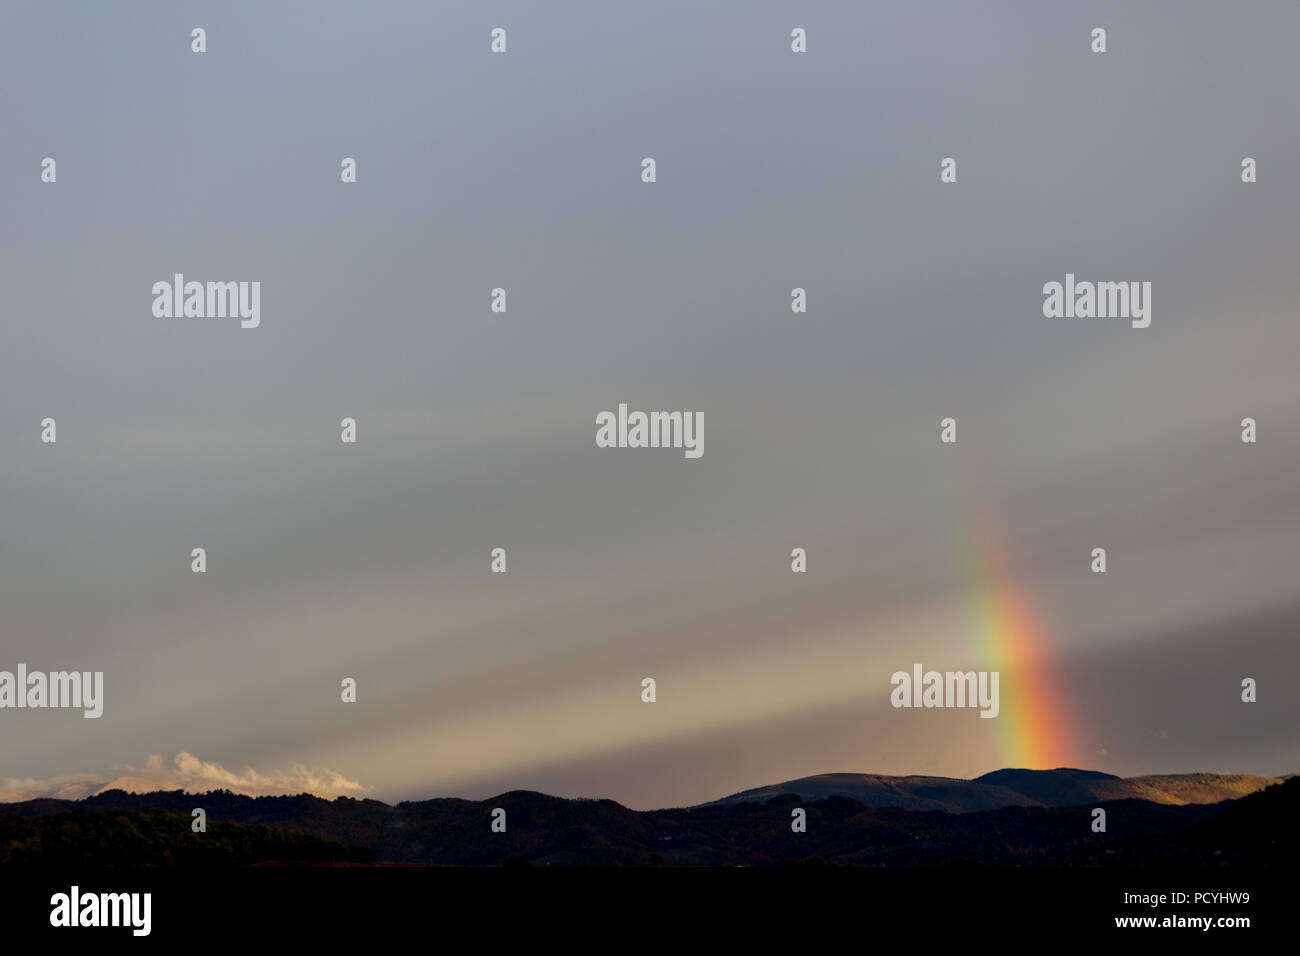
[
  {"left": 703, "top": 768, "right": 1284, "bottom": 812},
  {"left": 2, "top": 774, "right": 1293, "bottom": 866},
  {"left": 2, "top": 767, "right": 1283, "bottom": 815}
]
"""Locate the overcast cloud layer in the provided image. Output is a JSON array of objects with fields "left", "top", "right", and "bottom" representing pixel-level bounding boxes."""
[{"left": 1, "top": 1, "right": 1297, "bottom": 809}]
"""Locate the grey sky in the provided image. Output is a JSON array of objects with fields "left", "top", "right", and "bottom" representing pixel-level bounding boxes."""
[{"left": 1, "top": 1, "right": 1297, "bottom": 809}]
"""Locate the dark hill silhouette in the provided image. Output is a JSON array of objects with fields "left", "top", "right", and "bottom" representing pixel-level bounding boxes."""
[
  {"left": 0, "top": 806, "right": 373, "bottom": 866},
  {"left": 706, "top": 768, "right": 1280, "bottom": 812},
  {"left": 1082, "top": 774, "right": 1300, "bottom": 867},
  {"left": 706, "top": 773, "right": 1039, "bottom": 812},
  {"left": 974, "top": 768, "right": 1131, "bottom": 806},
  {"left": 0, "top": 773, "right": 1292, "bottom": 867}
]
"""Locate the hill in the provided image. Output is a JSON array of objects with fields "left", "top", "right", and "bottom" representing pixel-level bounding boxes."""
[
  {"left": 0, "top": 774, "right": 1292, "bottom": 867},
  {"left": 0, "top": 806, "right": 373, "bottom": 866},
  {"left": 706, "top": 768, "right": 1283, "bottom": 812}
]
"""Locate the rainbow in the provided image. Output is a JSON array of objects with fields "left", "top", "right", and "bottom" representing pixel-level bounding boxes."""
[{"left": 952, "top": 470, "right": 1077, "bottom": 770}]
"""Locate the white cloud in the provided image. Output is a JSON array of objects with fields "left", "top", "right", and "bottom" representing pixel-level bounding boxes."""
[
  {"left": 0, "top": 752, "right": 368, "bottom": 802},
  {"left": 0, "top": 775, "right": 110, "bottom": 802}
]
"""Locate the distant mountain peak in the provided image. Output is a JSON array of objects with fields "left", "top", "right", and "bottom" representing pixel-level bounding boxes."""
[
  {"left": 975, "top": 767, "right": 1124, "bottom": 782},
  {"left": 706, "top": 768, "right": 1281, "bottom": 813}
]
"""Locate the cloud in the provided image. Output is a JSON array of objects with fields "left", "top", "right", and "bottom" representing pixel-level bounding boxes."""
[
  {"left": 0, "top": 775, "right": 111, "bottom": 802},
  {"left": 0, "top": 752, "right": 368, "bottom": 802}
]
